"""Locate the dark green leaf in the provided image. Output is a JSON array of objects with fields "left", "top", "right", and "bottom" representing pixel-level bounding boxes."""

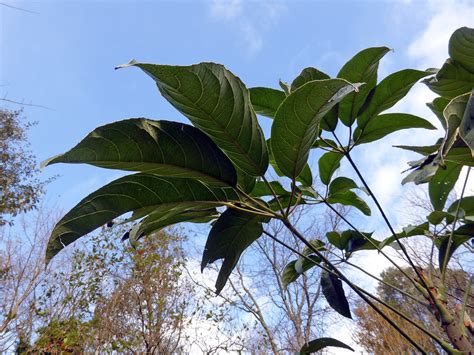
[
  {"left": 380, "top": 222, "right": 430, "bottom": 248},
  {"left": 321, "top": 271, "right": 352, "bottom": 319},
  {"left": 267, "top": 139, "right": 312, "bottom": 186},
  {"left": 437, "top": 228, "right": 472, "bottom": 274},
  {"left": 427, "top": 97, "right": 450, "bottom": 130},
  {"left": 423, "top": 59, "right": 474, "bottom": 99},
  {"left": 318, "top": 150, "right": 343, "bottom": 185},
  {"left": 449, "top": 27, "right": 474, "bottom": 73},
  {"left": 440, "top": 93, "right": 470, "bottom": 158},
  {"left": 327, "top": 230, "right": 378, "bottom": 253},
  {"left": 354, "top": 113, "right": 436, "bottom": 145},
  {"left": 459, "top": 90, "right": 474, "bottom": 153},
  {"left": 249, "top": 87, "right": 286, "bottom": 118},
  {"left": 117, "top": 61, "right": 268, "bottom": 178},
  {"left": 250, "top": 181, "right": 288, "bottom": 198},
  {"left": 290, "top": 67, "right": 330, "bottom": 92},
  {"left": 300, "top": 337, "right": 354, "bottom": 354},
  {"left": 289, "top": 67, "right": 339, "bottom": 132},
  {"left": 446, "top": 147, "right": 474, "bottom": 166},
  {"left": 201, "top": 208, "right": 266, "bottom": 294},
  {"left": 282, "top": 255, "right": 321, "bottom": 289},
  {"left": 236, "top": 168, "right": 257, "bottom": 193},
  {"left": 319, "top": 106, "right": 339, "bottom": 132},
  {"left": 328, "top": 177, "right": 358, "bottom": 196},
  {"left": 337, "top": 46, "right": 391, "bottom": 126},
  {"left": 130, "top": 208, "right": 218, "bottom": 246},
  {"left": 47, "top": 174, "right": 238, "bottom": 263},
  {"left": 357, "top": 69, "right": 431, "bottom": 128},
  {"left": 43, "top": 119, "right": 237, "bottom": 187},
  {"left": 313, "top": 138, "right": 338, "bottom": 149},
  {"left": 429, "top": 161, "right": 462, "bottom": 211},
  {"left": 448, "top": 196, "right": 474, "bottom": 216},
  {"left": 272, "top": 79, "right": 359, "bottom": 180},
  {"left": 427, "top": 211, "right": 451, "bottom": 225},
  {"left": 394, "top": 143, "right": 441, "bottom": 156},
  {"left": 328, "top": 190, "right": 371, "bottom": 216}
]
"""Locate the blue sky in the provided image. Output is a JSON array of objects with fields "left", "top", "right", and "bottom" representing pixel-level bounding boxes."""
[
  {"left": 2, "top": 0, "right": 473, "bottom": 351},
  {"left": 2, "top": 0, "right": 471, "bottom": 214}
]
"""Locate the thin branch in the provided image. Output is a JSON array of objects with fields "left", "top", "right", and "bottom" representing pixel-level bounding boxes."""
[
  {"left": 265, "top": 224, "right": 427, "bottom": 353},
  {"left": 441, "top": 167, "right": 471, "bottom": 284},
  {"left": 0, "top": 97, "right": 52, "bottom": 110},
  {"left": 0, "top": 2, "right": 39, "bottom": 14}
]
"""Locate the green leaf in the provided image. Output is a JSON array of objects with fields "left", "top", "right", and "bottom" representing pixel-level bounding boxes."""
[
  {"left": 321, "top": 271, "right": 352, "bottom": 319},
  {"left": 427, "top": 211, "right": 451, "bottom": 225},
  {"left": 427, "top": 97, "right": 450, "bottom": 130},
  {"left": 249, "top": 87, "right": 286, "bottom": 118},
  {"left": 437, "top": 228, "right": 472, "bottom": 274},
  {"left": 357, "top": 69, "right": 431, "bottom": 128},
  {"left": 272, "top": 79, "right": 359, "bottom": 180},
  {"left": 267, "top": 139, "right": 312, "bottom": 186},
  {"left": 297, "top": 164, "right": 313, "bottom": 186},
  {"left": 327, "top": 230, "right": 378, "bottom": 253},
  {"left": 354, "top": 113, "right": 436, "bottom": 145},
  {"left": 328, "top": 177, "right": 358, "bottom": 195},
  {"left": 117, "top": 61, "right": 268, "bottom": 179},
  {"left": 448, "top": 196, "right": 474, "bottom": 216},
  {"left": 250, "top": 181, "right": 288, "bottom": 198},
  {"left": 327, "top": 190, "right": 371, "bottom": 216},
  {"left": 423, "top": 59, "right": 474, "bottom": 99},
  {"left": 290, "top": 67, "right": 340, "bottom": 132},
  {"left": 300, "top": 337, "right": 354, "bottom": 354},
  {"left": 446, "top": 147, "right": 474, "bottom": 166},
  {"left": 429, "top": 161, "right": 462, "bottom": 211},
  {"left": 337, "top": 46, "right": 391, "bottom": 126},
  {"left": 46, "top": 174, "right": 238, "bottom": 263},
  {"left": 236, "top": 168, "right": 257, "bottom": 193},
  {"left": 380, "top": 222, "right": 430, "bottom": 249},
  {"left": 43, "top": 119, "right": 237, "bottom": 187},
  {"left": 313, "top": 138, "right": 338, "bottom": 149},
  {"left": 201, "top": 208, "right": 266, "bottom": 294},
  {"left": 282, "top": 255, "right": 321, "bottom": 289},
  {"left": 449, "top": 27, "right": 474, "bottom": 73},
  {"left": 129, "top": 207, "right": 218, "bottom": 245},
  {"left": 394, "top": 143, "right": 441, "bottom": 156},
  {"left": 440, "top": 93, "right": 470, "bottom": 158},
  {"left": 319, "top": 106, "right": 339, "bottom": 132},
  {"left": 459, "top": 90, "right": 474, "bottom": 154},
  {"left": 290, "top": 67, "right": 330, "bottom": 92},
  {"left": 318, "top": 150, "right": 343, "bottom": 185}
]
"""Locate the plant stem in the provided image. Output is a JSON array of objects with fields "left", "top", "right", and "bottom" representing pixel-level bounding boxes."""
[
  {"left": 343, "top": 149, "right": 439, "bottom": 307},
  {"left": 263, "top": 229, "right": 458, "bottom": 354},
  {"left": 441, "top": 167, "right": 471, "bottom": 285},
  {"left": 262, "top": 175, "right": 285, "bottom": 217},
  {"left": 279, "top": 219, "right": 427, "bottom": 353},
  {"left": 317, "top": 191, "right": 418, "bottom": 287}
]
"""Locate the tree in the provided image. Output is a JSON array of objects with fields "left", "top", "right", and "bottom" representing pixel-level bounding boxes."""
[
  {"left": 42, "top": 26, "right": 474, "bottom": 352},
  {"left": 0, "top": 207, "right": 55, "bottom": 351},
  {"left": 210, "top": 206, "right": 350, "bottom": 353},
  {"left": 353, "top": 266, "right": 473, "bottom": 353},
  {"left": 0, "top": 108, "right": 46, "bottom": 225},
  {"left": 30, "top": 226, "right": 200, "bottom": 353}
]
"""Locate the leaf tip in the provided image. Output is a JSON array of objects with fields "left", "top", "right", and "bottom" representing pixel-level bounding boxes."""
[{"left": 115, "top": 59, "right": 138, "bottom": 70}]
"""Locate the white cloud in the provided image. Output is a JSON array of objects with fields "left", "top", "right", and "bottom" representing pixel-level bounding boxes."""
[
  {"left": 208, "top": 0, "right": 286, "bottom": 56},
  {"left": 209, "top": 0, "right": 243, "bottom": 20},
  {"left": 408, "top": 0, "right": 474, "bottom": 69}
]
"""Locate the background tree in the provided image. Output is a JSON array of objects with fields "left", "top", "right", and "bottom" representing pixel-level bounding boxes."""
[
  {"left": 0, "top": 207, "right": 55, "bottom": 351},
  {"left": 353, "top": 266, "right": 473, "bottom": 353},
  {"left": 212, "top": 206, "right": 349, "bottom": 353},
  {"left": 0, "top": 108, "right": 46, "bottom": 225}
]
